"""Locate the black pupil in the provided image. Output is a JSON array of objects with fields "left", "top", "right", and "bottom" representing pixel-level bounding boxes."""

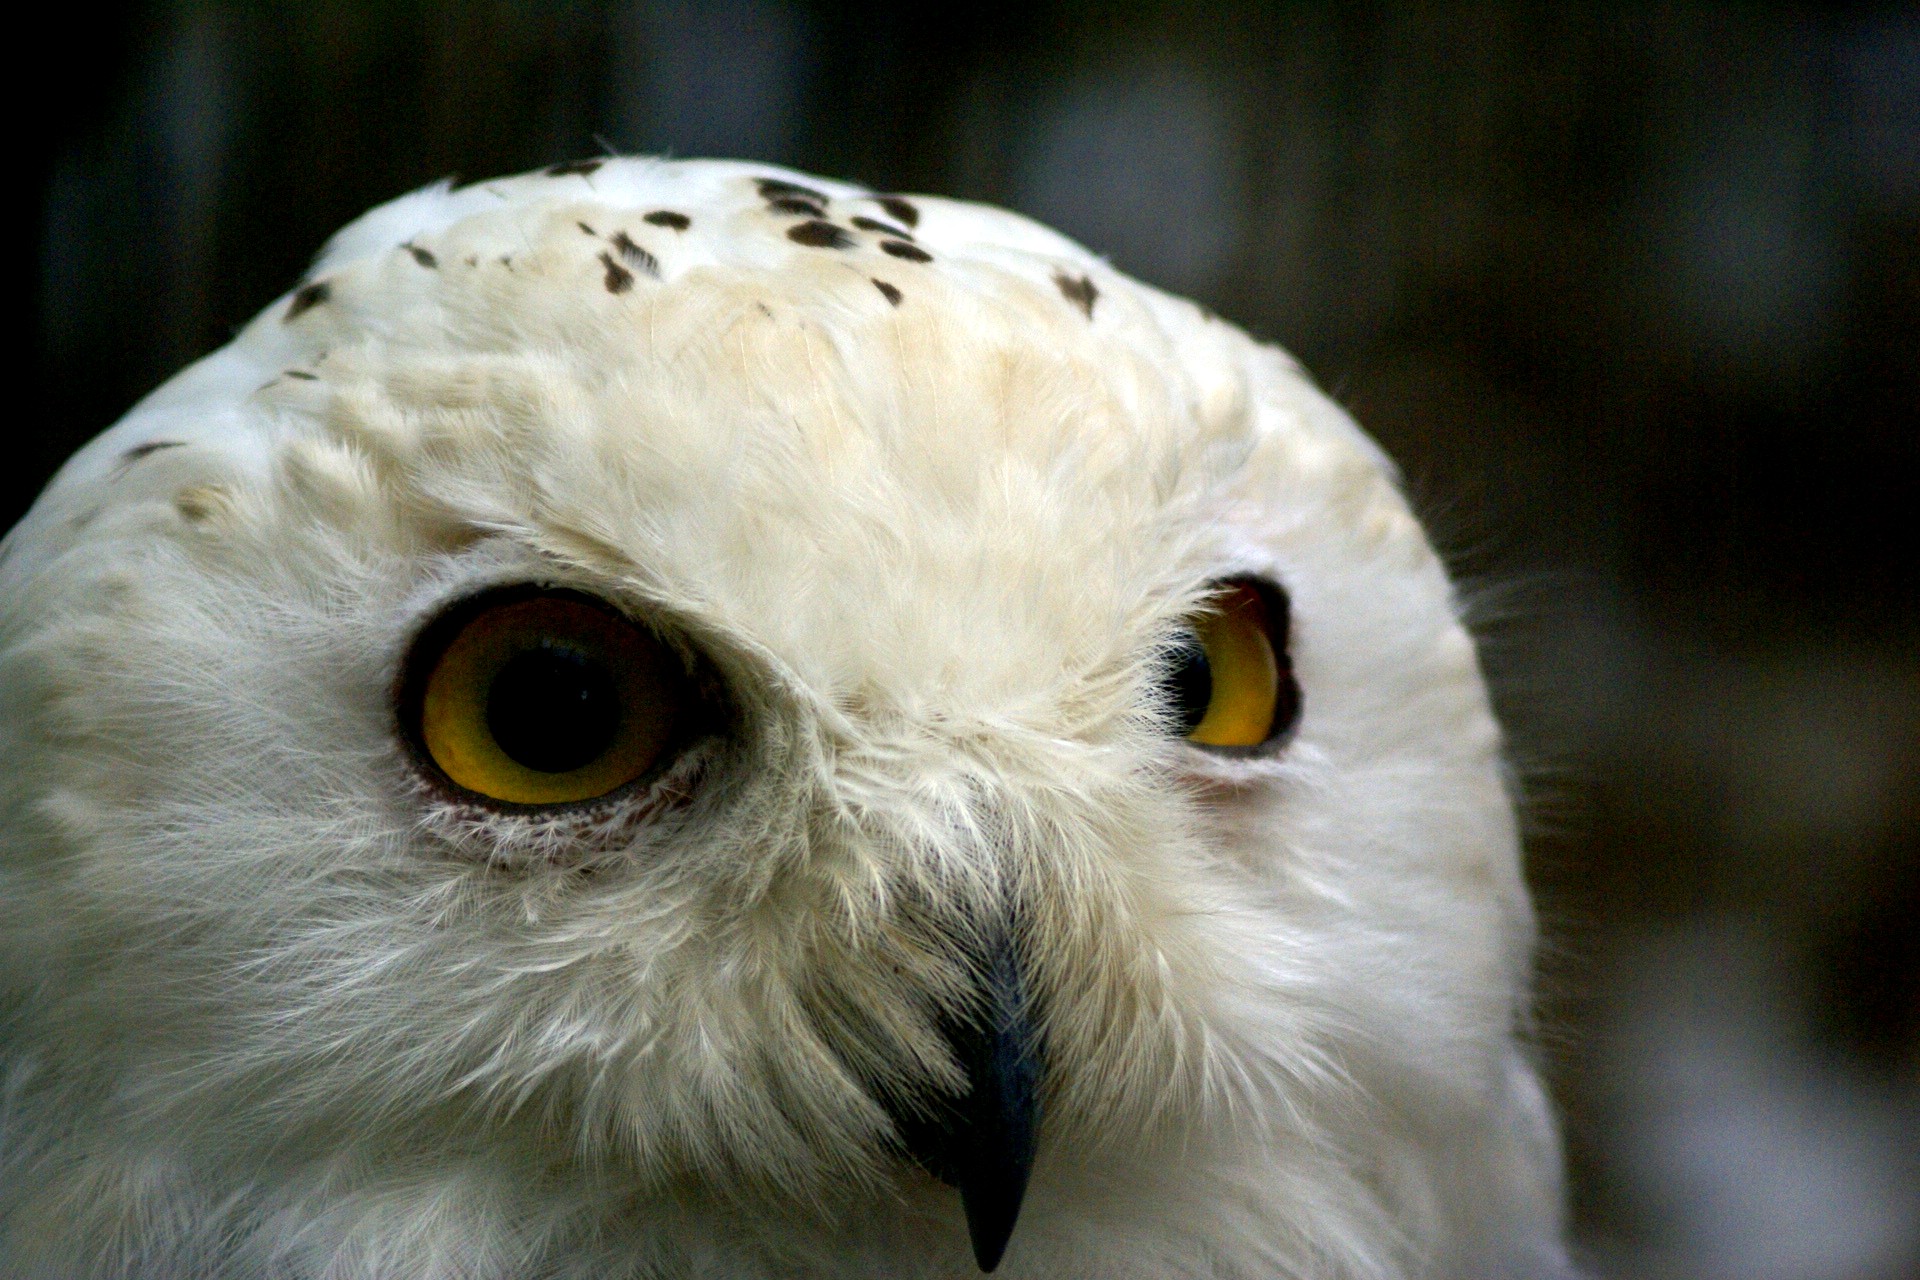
[
  {"left": 1166, "top": 632, "right": 1213, "bottom": 735},
  {"left": 486, "top": 643, "right": 620, "bottom": 773}
]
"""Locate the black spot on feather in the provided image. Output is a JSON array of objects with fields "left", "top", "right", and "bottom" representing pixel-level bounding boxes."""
[
  {"left": 758, "top": 177, "right": 829, "bottom": 204},
  {"left": 284, "top": 370, "right": 318, "bottom": 380},
  {"left": 577, "top": 221, "right": 598, "bottom": 236},
  {"left": 644, "top": 210, "right": 691, "bottom": 230},
  {"left": 609, "top": 231, "right": 659, "bottom": 277},
  {"left": 788, "top": 220, "right": 855, "bottom": 249},
  {"left": 877, "top": 196, "right": 920, "bottom": 227},
  {"left": 767, "top": 196, "right": 827, "bottom": 218},
  {"left": 880, "top": 240, "right": 931, "bottom": 262},
  {"left": 285, "top": 281, "right": 331, "bottom": 321},
  {"left": 1053, "top": 271, "right": 1098, "bottom": 318},
  {"left": 402, "top": 242, "right": 438, "bottom": 268},
  {"left": 599, "top": 251, "right": 634, "bottom": 294},
  {"left": 116, "top": 441, "right": 185, "bottom": 472},
  {"left": 547, "top": 158, "right": 603, "bottom": 177},
  {"left": 872, "top": 278, "right": 902, "bottom": 306},
  {"left": 852, "top": 216, "right": 911, "bottom": 239}
]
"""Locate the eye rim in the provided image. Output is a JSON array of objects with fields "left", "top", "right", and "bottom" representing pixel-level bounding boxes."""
[
  {"left": 395, "top": 583, "right": 720, "bottom": 813},
  {"left": 1161, "top": 575, "right": 1301, "bottom": 758}
]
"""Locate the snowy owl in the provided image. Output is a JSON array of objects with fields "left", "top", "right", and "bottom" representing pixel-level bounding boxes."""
[{"left": 0, "top": 158, "right": 1572, "bottom": 1279}]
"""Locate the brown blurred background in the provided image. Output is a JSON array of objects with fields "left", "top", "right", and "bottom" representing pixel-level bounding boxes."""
[{"left": 21, "top": 3, "right": 1919, "bottom": 1276}]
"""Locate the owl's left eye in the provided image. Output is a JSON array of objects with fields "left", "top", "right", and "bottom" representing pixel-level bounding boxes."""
[
  {"left": 400, "top": 588, "right": 695, "bottom": 806},
  {"left": 1157, "top": 577, "right": 1300, "bottom": 751}
]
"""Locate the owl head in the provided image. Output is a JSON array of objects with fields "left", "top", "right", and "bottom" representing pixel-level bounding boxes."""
[{"left": 0, "top": 159, "right": 1569, "bottom": 1279}]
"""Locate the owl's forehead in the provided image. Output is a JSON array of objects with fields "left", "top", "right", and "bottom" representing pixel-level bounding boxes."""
[
  {"left": 44, "top": 159, "right": 1398, "bottom": 517},
  {"left": 286, "top": 213, "right": 1222, "bottom": 669},
  {"left": 19, "top": 161, "right": 1413, "bottom": 673},
  {"left": 263, "top": 168, "right": 1295, "bottom": 564},
  {"left": 288, "top": 162, "right": 1255, "bottom": 495}
]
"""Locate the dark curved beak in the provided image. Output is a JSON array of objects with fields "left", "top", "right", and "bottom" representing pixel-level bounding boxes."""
[{"left": 888, "top": 929, "right": 1043, "bottom": 1273}]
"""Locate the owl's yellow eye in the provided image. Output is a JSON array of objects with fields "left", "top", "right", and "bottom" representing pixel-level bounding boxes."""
[
  {"left": 403, "top": 589, "right": 691, "bottom": 806},
  {"left": 1163, "top": 578, "right": 1300, "bottom": 750}
]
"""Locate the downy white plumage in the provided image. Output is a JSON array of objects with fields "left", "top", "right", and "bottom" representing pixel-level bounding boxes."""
[{"left": 0, "top": 158, "right": 1573, "bottom": 1279}]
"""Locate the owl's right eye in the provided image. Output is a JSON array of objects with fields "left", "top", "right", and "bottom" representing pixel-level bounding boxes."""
[
  {"left": 400, "top": 588, "right": 695, "bottom": 807},
  {"left": 1158, "top": 577, "right": 1301, "bottom": 751}
]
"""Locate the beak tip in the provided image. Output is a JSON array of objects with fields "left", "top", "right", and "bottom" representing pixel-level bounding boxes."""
[
  {"left": 883, "top": 924, "right": 1042, "bottom": 1273},
  {"left": 960, "top": 1179, "right": 1026, "bottom": 1273}
]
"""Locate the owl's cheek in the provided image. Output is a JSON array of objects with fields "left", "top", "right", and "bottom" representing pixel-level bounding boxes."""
[{"left": 1169, "top": 752, "right": 1295, "bottom": 800}]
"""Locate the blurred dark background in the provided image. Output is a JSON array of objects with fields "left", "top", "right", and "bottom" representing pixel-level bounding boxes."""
[{"left": 22, "top": 3, "right": 1919, "bottom": 1275}]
